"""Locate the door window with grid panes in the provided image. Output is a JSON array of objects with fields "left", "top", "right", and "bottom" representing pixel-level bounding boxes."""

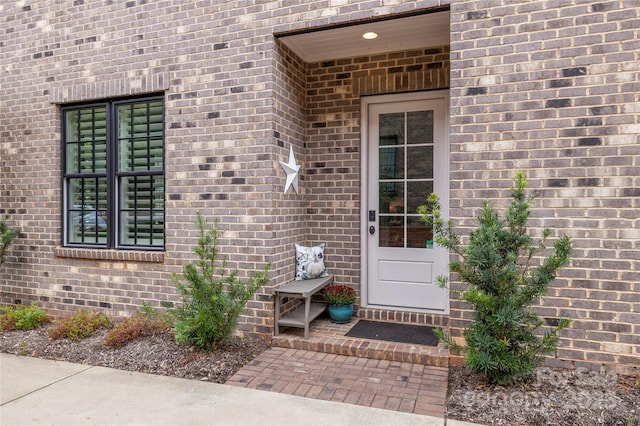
[{"left": 63, "top": 96, "right": 165, "bottom": 249}]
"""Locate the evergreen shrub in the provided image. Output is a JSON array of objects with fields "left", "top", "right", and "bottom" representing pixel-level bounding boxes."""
[
  {"left": 419, "top": 172, "right": 572, "bottom": 384},
  {"left": 0, "top": 215, "right": 18, "bottom": 265},
  {"left": 172, "top": 213, "right": 270, "bottom": 350}
]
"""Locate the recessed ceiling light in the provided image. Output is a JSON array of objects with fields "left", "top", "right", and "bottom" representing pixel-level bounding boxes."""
[{"left": 362, "top": 32, "right": 378, "bottom": 40}]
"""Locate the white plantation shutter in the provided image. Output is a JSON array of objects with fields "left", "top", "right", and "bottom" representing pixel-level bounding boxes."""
[
  {"left": 117, "top": 100, "right": 165, "bottom": 247},
  {"left": 65, "top": 106, "right": 108, "bottom": 244},
  {"left": 63, "top": 97, "right": 164, "bottom": 248}
]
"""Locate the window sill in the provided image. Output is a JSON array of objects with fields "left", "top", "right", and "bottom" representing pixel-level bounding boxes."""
[{"left": 55, "top": 247, "right": 165, "bottom": 263}]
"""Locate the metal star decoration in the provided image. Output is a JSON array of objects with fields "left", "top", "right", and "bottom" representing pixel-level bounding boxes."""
[{"left": 279, "top": 145, "right": 300, "bottom": 194}]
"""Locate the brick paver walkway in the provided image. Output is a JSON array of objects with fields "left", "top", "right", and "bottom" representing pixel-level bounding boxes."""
[{"left": 227, "top": 347, "right": 449, "bottom": 417}]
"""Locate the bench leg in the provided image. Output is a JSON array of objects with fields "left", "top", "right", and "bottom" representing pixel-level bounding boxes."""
[
  {"left": 274, "top": 293, "right": 281, "bottom": 336},
  {"left": 304, "top": 297, "right": 311, "bottom": 339}
]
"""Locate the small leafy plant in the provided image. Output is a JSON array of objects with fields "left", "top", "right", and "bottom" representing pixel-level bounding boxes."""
[
  {"left": 172, "top": 213, "right": 270, "bottom": 350},
  {"left": 0, "top": 303, "right": 49, "bottom": 331},
  {"left": 104, "top": 303, "right": 172, "bottom": 348},
  {"left": 0, "top": 215, "right": 18, "bottom": 265},
  {"left": 48, "top": 310, "right": 111, "bottom": 340},
  {"left": 419, "top": 172, "right": 572, "bottom": 385},
  {"left": 323, "top": 285, "right": 356, "bottom": 306}
]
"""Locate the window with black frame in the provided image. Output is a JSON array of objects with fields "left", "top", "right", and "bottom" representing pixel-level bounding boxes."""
[{"left": 63, "top": 96, "right": 165, "bottom": 249}]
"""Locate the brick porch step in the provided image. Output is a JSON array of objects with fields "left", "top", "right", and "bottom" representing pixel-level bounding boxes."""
[{"left": 271, "top": 317, "right": 449, "bottom": 368}]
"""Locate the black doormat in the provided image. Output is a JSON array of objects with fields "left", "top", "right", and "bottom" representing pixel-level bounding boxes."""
[{"left": 345, "top": 320, "right": 438, "bottom": 346}]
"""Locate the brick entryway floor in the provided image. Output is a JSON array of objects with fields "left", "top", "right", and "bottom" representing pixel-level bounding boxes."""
[{"left": 226, "top": 317, "right": 449, "bottom": 417}]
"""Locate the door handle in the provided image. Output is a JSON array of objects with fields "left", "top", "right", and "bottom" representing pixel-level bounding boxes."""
[{"left": 369, "top": 226, "right": 375, "bottom": 235}]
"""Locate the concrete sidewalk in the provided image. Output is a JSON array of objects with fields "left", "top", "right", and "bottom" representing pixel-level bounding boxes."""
[{"left": 0, "top": 353, "right": 479, "bottom": 426}]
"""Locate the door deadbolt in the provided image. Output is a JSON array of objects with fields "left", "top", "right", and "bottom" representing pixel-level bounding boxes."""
[{"left": 369, "top": 226, "right": 375, "bottom": 235}]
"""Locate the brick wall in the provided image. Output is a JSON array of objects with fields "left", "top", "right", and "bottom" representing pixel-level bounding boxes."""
[
  {"left": 0, "top": 0, "right": 447, "bottom": 337},
  {"left": 449, "top": 1, "right": 639, "bottom": 373},
  {"left": 1, "top": 0, "right": 283, "bottom": 329}
]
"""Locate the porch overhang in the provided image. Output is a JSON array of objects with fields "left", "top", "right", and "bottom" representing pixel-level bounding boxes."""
[{"left": 277, "top": 9, "right": 450, "bottom": 63}]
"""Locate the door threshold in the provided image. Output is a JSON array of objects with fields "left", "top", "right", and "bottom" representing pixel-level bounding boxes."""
[{"left": 357, "top": 306, "right": 449, "bottom": 327}]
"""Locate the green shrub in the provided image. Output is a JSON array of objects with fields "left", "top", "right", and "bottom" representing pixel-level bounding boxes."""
[
  {"left": 0, "top": 215, "right": 18, "bottom": 265},
  {"left": 0, "top": 303, "right": 49, "bottom": 331},
  {"left": 48, "top": 310, "right": 111, "bottom": 340},
  {"left": 104, "top": 303, "right": 172, "bottom": 348},
  {"left": 172, "top": 213, "right": 270, "bottom": 350},
  {"left": 420, "top": 172, "right": 572, "bottom": 385}
]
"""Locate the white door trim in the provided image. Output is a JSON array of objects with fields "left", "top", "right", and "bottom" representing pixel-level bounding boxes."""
[{"left": 360, "top": 90, "right": 450, "bottom": 313}]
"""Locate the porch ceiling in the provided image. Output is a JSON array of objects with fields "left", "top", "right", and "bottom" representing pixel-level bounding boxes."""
[{"left": 278, "top": 10, "right": 450, "bottom": 63}]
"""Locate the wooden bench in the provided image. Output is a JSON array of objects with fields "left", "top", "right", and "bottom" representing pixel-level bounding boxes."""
[{"left": 273, "top": 274, "right": 334, "bottom": 339}]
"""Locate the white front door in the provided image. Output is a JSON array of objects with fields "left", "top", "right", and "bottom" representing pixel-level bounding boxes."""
[{"left": 362, "top": 91, "right": 449, "bottom": 312}]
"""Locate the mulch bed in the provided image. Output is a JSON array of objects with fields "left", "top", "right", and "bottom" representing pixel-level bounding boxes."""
[
  {"left": 0, "top": 326, "right": 268, "bottom": 384},
  {"left": 446, "top": 365, "right": 640, "bottom": 426}
]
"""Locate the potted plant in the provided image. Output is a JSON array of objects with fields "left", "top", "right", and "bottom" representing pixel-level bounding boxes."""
[{"left": 323, "top": 285, "right": 356, "bottom": 324}]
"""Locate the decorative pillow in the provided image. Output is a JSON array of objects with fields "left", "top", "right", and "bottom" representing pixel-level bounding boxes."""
[{"left": 295, "top": 243, "right": 328, "bottom": 280}]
